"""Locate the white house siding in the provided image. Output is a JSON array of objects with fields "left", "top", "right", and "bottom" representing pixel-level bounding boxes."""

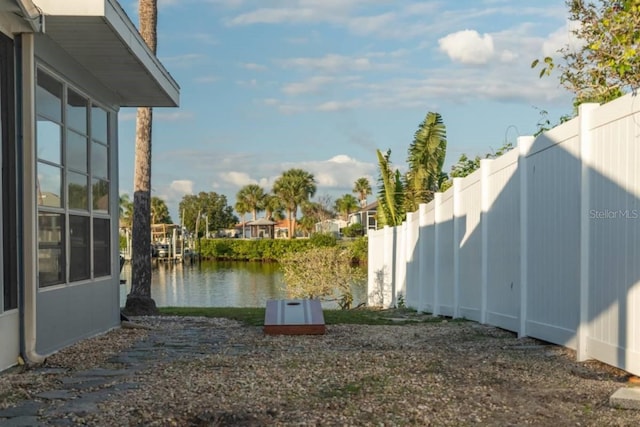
[{"left": 368, "top": 93, "right": 640, "bottom": 376}]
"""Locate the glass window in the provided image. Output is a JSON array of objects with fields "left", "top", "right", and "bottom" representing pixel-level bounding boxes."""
[
  {"left": 92, "top": 178, "right": 109, "bottom": 213},
  {"left": 38, "top": 213, "right": 65, "bottom": 287},
  {"left": 36, "top": 70, "right": 114, "bottom": 286},
  {"left": 91, "top": 105, "right": 108, "bottom": 143},
  {"left": 37, "top": 120, "right": 61, "bottom": 164},
  {"left": 66, "top": 88, "right": 87, "bottom": 133},
  {"left": 69, "top": 215, "right": 90, "bottom": 281},
  {"left": 67, "top": 130, "right": 87, "bottom": 173},
  {"left": 68, "top": 171, "right": 88, "bottom": 211},
  {"left": 37, "top": 162, "right": 62, "bottom": 207},
  {"left": 93, "top": 218, "right": 111, "bottom": 277},
  {"left": 91, "top": 142, "right": 108, "bottom": 179},
  {"left": 36, "top": 69, "right": 62, "bottom": 122}
]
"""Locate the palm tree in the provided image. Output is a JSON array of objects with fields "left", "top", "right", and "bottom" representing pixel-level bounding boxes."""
[
  {"left": 404, "top": 111, "right": 447, "bottom": 212},
  {"left": 151, "top": 196, "right": 172, "bottom": 224},
  {"left": 235, "top": 184, "right": 266, "bottom": 221},
  {"left": 234, "top": 199, "right": 249, "bottom": 238},
  {"left": 334, "top": 194, "right": 359, "bottom": 221},
  {"left": 272, "top": 168, "right": 317, "bottom": 238},
  {"left": 119, "top": 193, "right": 133, "bottom": 229},
  {"left": 126, "top": 0, "right": 158, "bottom": 316},
  {"left": 263, "top": 194, "right": 284, "bottom": 221},
  {"left": 376, "top": 149, "right": 405, "bottom": 227},
  {"left": 352, "top": 177, "right": 372, "bottom": 208}
]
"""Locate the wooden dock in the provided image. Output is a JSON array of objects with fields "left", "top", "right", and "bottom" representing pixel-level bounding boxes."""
[{"left": 264, "top": 299, "right": 326, "bottom": 335}]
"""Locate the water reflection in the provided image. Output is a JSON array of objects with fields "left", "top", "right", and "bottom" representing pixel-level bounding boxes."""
[{"left": 120, "top": 261, "right": 367, "bottom": 308}]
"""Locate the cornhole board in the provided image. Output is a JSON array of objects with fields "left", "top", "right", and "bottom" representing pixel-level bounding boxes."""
[{"left": 264, "top": 299, "right": 326, "bottom": 335}]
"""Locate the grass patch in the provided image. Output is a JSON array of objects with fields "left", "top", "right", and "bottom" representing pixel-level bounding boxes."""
[{"left": 158, "top": 306, "right": 462, "bottom": 326}]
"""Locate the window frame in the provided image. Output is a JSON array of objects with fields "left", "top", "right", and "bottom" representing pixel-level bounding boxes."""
[{"left": 35, "top": 66, "right": 114, "bottom": 288}]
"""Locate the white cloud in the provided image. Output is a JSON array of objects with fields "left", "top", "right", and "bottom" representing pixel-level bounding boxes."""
[
  {"left": 241, "top": 62, "right": 268, "bottom": 71},
  {"left": 217, "top": 171, "right": 259, "bottom": 187},
  {"left": 283, "top": 76, "right": 334, "bottom": 95},
  {"left": 439, "top": 29, "right": 495, "bottom": 65},
  {"left": 316, "top": 100, "right": 361, "bottom": 112},
  {"left": 280, "top": 54, "right": 372, "bottom": 73}
]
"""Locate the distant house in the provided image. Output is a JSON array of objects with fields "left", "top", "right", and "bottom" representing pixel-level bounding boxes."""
[
  {"left": 275, "top": 219, "right": 293, "bottom": 239},
  {"left": 315, "top": 218, "right": 347, "bottom": 236},
  {"left": 0, "top": 0, "right": 179, "bottom": 372},
  {"left": 247, "top": 218, "right": 276, "bottom": 239},
  {"left": 348, "top": 201, "right": 378, "bottom": 235}
]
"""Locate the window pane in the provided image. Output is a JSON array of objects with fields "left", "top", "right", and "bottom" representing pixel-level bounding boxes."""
[
  {"left": 67, "top": 88, "right": 87, "bottom": 133},
  {"left": 91, "top": 105, "right": 108, "bottom": 143},
  {"left": 69, "top": 215, "right": 90, "bottom": 282},
  {"left": 38, "top": 213, "right": 65, "bottom": 287},
  {"left": 92, "top": 178, "right": 109, "bottom": 213},
  {"left": 37, "top": 162, "right": 62, "bottom": 207},
  {"left": 68, "top": 171, "right": 88, "bottom": 210},
  {"left": 36, "top": 69, "right": 62, "bottom": 122},
  {"left": 37, "top": 119, "right": 61, "bottom": 164},
  {"left": 67, "top": 130, "right": 87, "bottom": 173},
  {"left": 93, "top": 218, "right": 111, "bottom": 277},
  {"left": 92, "top": 142, "right": 108, "bottom": 179}
]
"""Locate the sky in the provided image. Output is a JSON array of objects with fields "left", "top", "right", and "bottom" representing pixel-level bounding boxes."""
[{"left": 117, "top": 0, "right": 576, "bottom": 222}]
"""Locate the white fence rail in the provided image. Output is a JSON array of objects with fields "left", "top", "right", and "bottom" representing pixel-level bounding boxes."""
[{"left": 368, "top": 94, "right": 640, "bottom": 376}]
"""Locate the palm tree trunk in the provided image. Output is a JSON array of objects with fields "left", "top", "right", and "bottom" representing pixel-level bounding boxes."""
[{"left": 124, "top": 0, "right": 159, "bottom": 315}]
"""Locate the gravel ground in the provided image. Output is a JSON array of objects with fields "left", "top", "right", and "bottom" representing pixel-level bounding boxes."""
[{"left": 1, "top": 315, "right": 639, "bottom": 426}]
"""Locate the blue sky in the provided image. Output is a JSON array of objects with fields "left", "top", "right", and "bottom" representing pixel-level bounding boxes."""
[{"left": 117, "top": 0, "right": 575, "bottom": 221}]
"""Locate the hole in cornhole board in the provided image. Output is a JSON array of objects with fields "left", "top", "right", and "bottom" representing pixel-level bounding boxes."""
[{"left": 264, "top": 299, "right": 326, "bottom": 335}]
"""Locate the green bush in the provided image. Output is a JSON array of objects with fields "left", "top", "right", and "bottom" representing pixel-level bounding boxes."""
[
  {"left": 309, "top": 232, "right": 337, "bottom": 247},
  {"left": 342, "top": 223, "right": 364, "bottom": 237},
  {"left": 195, "top": 234, "right": 367, "bottom": 263}
]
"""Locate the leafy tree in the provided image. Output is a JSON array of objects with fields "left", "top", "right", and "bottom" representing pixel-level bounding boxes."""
[
  {"left": 375, "top": 149, "right": 405, "bottom": 227},
  {"left": 126, "top": 0, "right": 159, "bottom": 316},
  {"left": 352, "top": 177, "right": 372, "bottom": 208},
  {"left": 404, "top": 112, "right": 447, "bottom": 212},
  {"left": 179, "top": 192, "right": 237, "bottom": 237},
  {"left": 235, "top": 184, "right": 266, "bottom": 221},
  {"left": 532, "top": 0, "right": 639, "bottom": 106},
  {"left": 272, "top": 168, "right": 317, "bottom": 238},
  {"left": 334, "top": 194, "right": 359, "bottom": 220},
  {"left": 280, "top": 247, "right": 365, "bottom": 309},
  {"left": 151, "top": 196, "right": 172, "bottom": 224}
]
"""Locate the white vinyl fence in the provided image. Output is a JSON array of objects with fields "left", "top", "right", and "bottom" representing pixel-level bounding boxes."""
[{"left": 368, "top": 94, "right": 640, "bottom": 376}]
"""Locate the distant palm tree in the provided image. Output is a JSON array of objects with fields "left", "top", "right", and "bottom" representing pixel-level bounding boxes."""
[
  {"left": 273, "top": 168, "right": 317, "bottom": 238},
  {"left": 126, "top": 0, "right": 159, "bottom": 316},
  {"left": 353, "top": 177, "right": 372, "bottom": 208},
  {"left": 334, "top": 194, "right": 359, "bottom": 221},
  {"left": 234, "top": 199, "right": 249, "bottom": 238},
  {"left": 263, "top": 194, "right": 284, "bottom": 221},
  {"left": 404, "top": 111, "right": 447, "bottom": 212},
  {"left": 119, "top": 193, "right": 133, "bottom": 228},
  {"left": 151, "top": 196, "right": 172, "bottom": 224},
  {"left": 235, "top": 184, "right": 266, "bottom": 221},
  {"left": 376, "top": 149, "right": 404, "bottom": 227}
]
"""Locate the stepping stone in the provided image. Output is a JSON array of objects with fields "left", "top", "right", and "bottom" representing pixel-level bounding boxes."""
[
  {"left": 0, "top": 415, "right": 43, "bottom": 426},
  {"left": 610, "top": 387, "right": 640, "bottom": 410},
  {"left": 0, "top": 401, "right": 43, "bottom": 418},
  {"left": 35, "top": 390, "right": 75, "bottom": 401}
]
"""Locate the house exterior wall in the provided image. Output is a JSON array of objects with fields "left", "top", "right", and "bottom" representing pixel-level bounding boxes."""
[{"left": 25, "top": 33, "right": 121, "bottom": 356}]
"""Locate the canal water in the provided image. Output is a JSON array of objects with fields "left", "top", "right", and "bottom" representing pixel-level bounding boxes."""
[{"left": 119, "top": 260, "right": 367, "bottom": 309}]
